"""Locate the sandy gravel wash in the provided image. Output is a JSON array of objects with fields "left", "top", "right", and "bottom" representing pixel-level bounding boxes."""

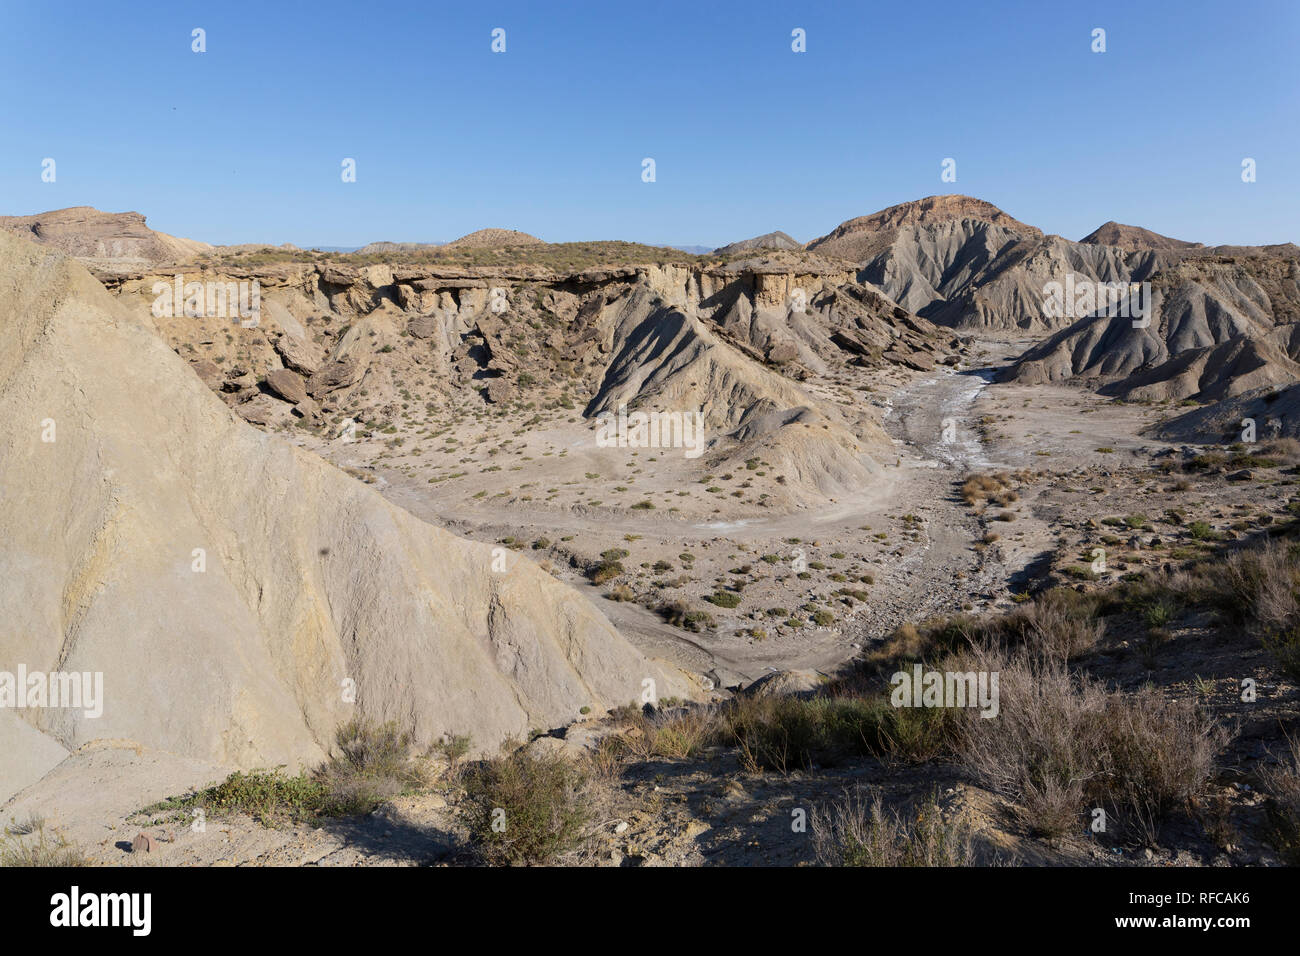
[{"left": 853, "top": 361, "right": 1014, "bottom": 640}]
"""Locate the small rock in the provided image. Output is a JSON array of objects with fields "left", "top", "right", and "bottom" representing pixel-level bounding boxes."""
[
  {"left": 132, "top": 832, "right": 156, "bottom": 854},
  {"left": 264, "top": 368, "right": 310, "bottom": 405}
]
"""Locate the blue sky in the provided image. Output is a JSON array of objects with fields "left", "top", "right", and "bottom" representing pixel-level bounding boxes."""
[{"left": 1, "top": 0, "right": 1296, "bottom": 247}]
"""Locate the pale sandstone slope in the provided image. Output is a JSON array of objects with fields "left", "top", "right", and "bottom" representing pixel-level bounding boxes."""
[{"left": 0, "top": 231, "right": 688, "bottom": 801}]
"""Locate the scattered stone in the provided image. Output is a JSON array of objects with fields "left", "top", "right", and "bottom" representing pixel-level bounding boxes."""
[{"left": 264, "top": 368, "right": 309, "bottom": 405}]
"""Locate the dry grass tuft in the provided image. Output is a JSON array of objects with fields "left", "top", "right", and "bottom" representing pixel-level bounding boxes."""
[{"left": 812, "top": 791, "right": 978, "bottom": 866}]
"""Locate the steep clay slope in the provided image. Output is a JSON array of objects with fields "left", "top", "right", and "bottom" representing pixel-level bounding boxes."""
[
  {"left": 808, "top": 197, "right": 1299, "bottom": 336},
  {"left": 1000, "top": 254, "right": 1300, "bottom": 401},
  {"left": 0, "top": 231, "right": 688, "bottom": 800},
  {"left": 806, "top": 197, "right": 1173, "bottom": 333},
  {"left": 582, "top": 282, "right": 881, "bottom": 495},
  {"left": 867, "top": 225, "right": 1167, "bottom": 333},
  {"left": 0, "top": 206, "right": 210, "bottom": 274}
]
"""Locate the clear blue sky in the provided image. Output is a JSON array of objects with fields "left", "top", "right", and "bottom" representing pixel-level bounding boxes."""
[{"left": 1, "top": 0, "right": 1296, "bottom": 248}]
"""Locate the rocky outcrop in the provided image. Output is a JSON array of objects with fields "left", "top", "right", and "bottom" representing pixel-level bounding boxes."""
[
  {"left": 0, "top": 206, "right": 210, "bottom": 273},
  {"left": 107, "top": 247, "right": 953, "bottom": 501}
]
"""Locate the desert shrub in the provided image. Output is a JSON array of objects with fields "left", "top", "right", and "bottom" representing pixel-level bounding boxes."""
[
  {"left": 987, "top": 591, "right": 1104, "bottom": 661},
  {"left": 1141, "top": 597, "right": 1178, "bottom": 629},
  {"left": 431, "top": 733, "right": 473, "bottom": 781},
  {"left": 960, "top": 472, "right": 1014, "bottom": 507},
  {"left": 147, "top": 719, "right": 422, "bottom": 825},
  {"left": 1260, "top": 736, "right": 1300, "bottom": 863},
  {"left": 1220, "top": 540, "right": 1300, "bottom": 627},
  {"left": 170, "top": 769, "right": 328, "bottom": 825},
  {"left": 1260, "top": 437, "right": 1300, "bottom": 463},
  {"left": 658, "top": 600, "right": 715, "bottom": 632},
  {"left": 607, "top": 584, "right": 636, "bottom": 602},
  {"left": 588, "top": 560, "right": 625, "bottom": 585},
  {"left": 463, "top": 747, "right": 589, "bottom": 865},
  {"left": 619, "top": 707, "right": 718, "bottom": 760},
  {"left": 586, "top": 734, "right": 629, "bottom": 780},
  {"left": 812, "top": 791, "right": 977, "bottom": 867},
  {"left": 956, "top": 651, "right": 1221, "bottom": 843},
  {"left": 704, "top": 591, "right": 741, "bottom": 608},
  {"left": 1263, "top": 626, "right": 1300, "bottom": 684},
  {"left": 1096, "top": 685, "right": 1224, "bottom": 843},
  {"left": 720, "top": 694, "right": 952, "bottom": 773},
  {"left": 313, "top": 719, "right": 424, "bottom": 815}
]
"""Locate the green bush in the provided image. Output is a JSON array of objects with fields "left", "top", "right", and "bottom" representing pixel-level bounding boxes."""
[
  {"left": 142, "top": 719, "right": 422, "bottom": 826},
  {"left": 463, "top": 748, "right": 589, "bottom": 865},
  {"left": 589, "top": 560, "right": 624, "bottom": 584}
]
